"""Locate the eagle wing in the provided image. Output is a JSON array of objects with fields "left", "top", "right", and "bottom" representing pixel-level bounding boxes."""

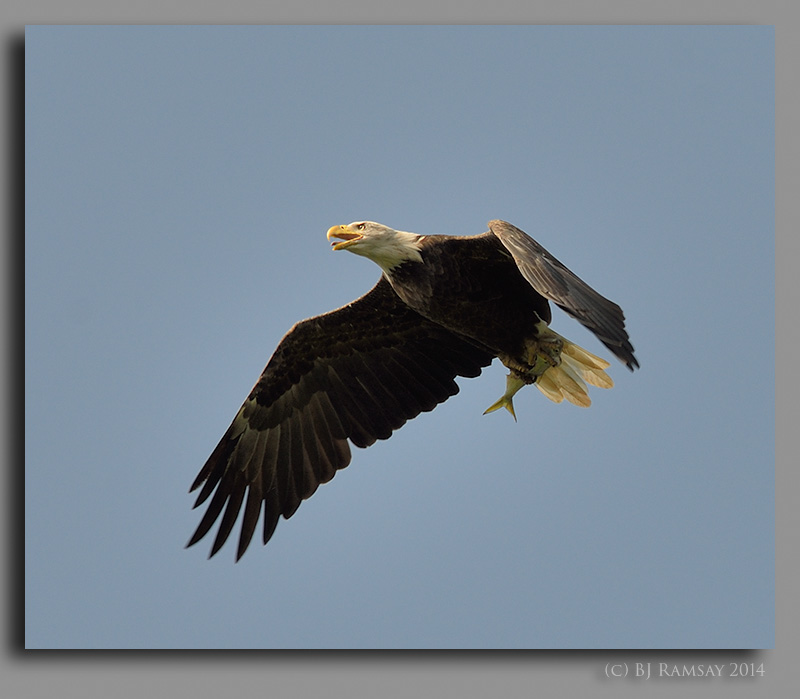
[
  {"left": 488, "top": 220, "right": 639, "bottom": 370},
  {"left": 188, "top": 277, "right": 493, "bottom": 559}
]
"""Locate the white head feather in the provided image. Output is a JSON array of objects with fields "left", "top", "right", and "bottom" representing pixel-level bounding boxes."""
[{"left": 328, "top": 221, "right": 423, "bottom": 274}]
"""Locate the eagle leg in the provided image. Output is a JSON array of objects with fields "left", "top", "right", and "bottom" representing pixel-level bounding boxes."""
[{"left": 526, "top": 331, "right": 564, "bottom": 371}]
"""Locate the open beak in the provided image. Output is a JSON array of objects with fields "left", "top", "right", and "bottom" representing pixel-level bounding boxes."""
[{"left": 327, "top": 225, "right": 363, "bottom": 251}]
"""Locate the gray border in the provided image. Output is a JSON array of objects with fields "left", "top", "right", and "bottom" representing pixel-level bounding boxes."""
[{"left": 10, "top": 1, "right": 791, "bottom": 697}]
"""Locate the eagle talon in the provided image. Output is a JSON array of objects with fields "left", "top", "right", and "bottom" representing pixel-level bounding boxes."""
[{"left": 527, "top": 334, "right": 564, "bottom": 371}]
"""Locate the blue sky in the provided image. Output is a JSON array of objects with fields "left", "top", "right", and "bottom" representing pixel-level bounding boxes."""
[{"left": 25, "top": 25, "right": 773, "bottom": 649}]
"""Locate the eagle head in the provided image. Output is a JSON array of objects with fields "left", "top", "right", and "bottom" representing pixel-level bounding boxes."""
[{"left": 327, "top": 221, "right": 423, "bottom": 273}]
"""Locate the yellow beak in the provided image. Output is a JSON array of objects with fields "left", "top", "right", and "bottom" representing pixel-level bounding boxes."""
[{"left": 327, "top": 225, "right": 363, "bottom": 250}]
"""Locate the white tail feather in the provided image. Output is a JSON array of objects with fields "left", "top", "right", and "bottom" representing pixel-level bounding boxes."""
[
  {"left": 535, "top": 339, "right": 613, "bottom": 407},
  {"left": 535, "top": 371, "right": 565, "bottom": 403}
]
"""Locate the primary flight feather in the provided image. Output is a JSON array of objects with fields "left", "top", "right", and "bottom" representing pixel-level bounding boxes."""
[{"left": 188, "top": 220, "right": 638, "bottom": 559}]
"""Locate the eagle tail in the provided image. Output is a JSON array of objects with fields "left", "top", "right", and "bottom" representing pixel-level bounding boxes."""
[{"left": 535, "top": 338, "right": 613, "bottom": 407}]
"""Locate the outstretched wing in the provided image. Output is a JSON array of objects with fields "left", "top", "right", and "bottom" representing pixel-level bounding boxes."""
[
  {"left": 188, "top": 277, "right": 493, "bottom": 560},
  {"left": 488, "top": 220, "right": 639, "bottom": 370}
]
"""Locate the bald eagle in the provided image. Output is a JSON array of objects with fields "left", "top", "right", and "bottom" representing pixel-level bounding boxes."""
[{"left": 188, "top": 220, "right": 638, "bottom": 559}]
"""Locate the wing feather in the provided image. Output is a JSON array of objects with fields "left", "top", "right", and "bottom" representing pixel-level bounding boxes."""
[
  {"left": 383, "top": 355, "right": 441, "bottom": 412},
  {"left": 488, "top": 220, "right": 639, "bottom": 370},
  {"left": 237, "top": 467, "right": 263, "bottom": 560},
  {"left": 261, "top": 484, "right": 281, "bottom": 547},
  {"left": 275, "top": 419, "right": 298, "bottom": 518},
  {"left": 188, "top": 277, "right": 493, "bottom": 559},
  {"left": 210, "top": 474, "right": 246, "bottom": 558}
]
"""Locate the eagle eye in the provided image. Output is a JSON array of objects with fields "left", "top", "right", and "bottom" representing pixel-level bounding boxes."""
[{"left": 356, "top": 223, "right": 366, "bottom": 231}]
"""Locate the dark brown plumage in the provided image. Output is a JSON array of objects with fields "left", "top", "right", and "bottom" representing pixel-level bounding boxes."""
[{"left": 188, "top": 219, "right": 637, "bottom": 559}]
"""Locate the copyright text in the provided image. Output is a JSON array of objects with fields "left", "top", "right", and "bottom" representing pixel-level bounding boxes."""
[{"left": 604, "top": 662, "right": 765, "bottom": 680}]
